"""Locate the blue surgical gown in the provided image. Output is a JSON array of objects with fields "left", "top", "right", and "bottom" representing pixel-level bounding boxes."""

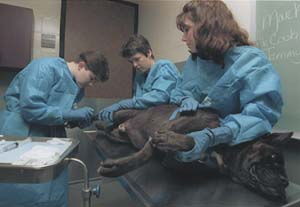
[
  {"left": 0, "top": 57, "right": 82, "bottom": 207},
  {"left": 171, "top": 46, "right": 283, "bottom": 147},
  {"left": 127, "top": 59, "right": 181, "bottom": 108},
  {"left": 0, "top": 57, "right": 83, "bottom": 137}
]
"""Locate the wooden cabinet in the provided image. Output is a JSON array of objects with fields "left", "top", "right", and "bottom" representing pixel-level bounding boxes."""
[{"left": 0, "top": 3, "right": 33, "bottom": 70}]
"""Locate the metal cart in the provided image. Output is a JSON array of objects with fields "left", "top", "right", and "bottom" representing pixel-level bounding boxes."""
[{"left": 0, "top": 136, "right": 100, "bottom": 207}]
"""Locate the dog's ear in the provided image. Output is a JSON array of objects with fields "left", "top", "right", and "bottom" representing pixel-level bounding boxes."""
[{"left": 260, "top": 132, "right": 293, "bottom": 147}]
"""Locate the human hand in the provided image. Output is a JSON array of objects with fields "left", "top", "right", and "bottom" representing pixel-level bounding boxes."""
[
  {"left": 151, "top": 130, "right": 195, "bottom": 152},
  {"left": 63, "top": 107, "right": 94, "bottom": 122},
  {"left": 176, "top": 130, "right": 211, "bottom": 162},
  {"left": 179, "top": 97, "right": 199, "bottom": 112},
  {"left": 98, "top": 103, "right": 120, "bottom": 122}
]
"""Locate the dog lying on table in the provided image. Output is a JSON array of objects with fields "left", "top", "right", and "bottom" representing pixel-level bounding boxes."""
[{"left": 95, "top": 104, "right": 292, "bottom": 203}]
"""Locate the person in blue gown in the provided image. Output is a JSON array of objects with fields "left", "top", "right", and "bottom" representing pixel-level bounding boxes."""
[
  {"left": 151, "top": 0, "right": 283, "bottom": 163},
  {"left": 98, "top": 34, "right": 181, "bottom": 124},
  {"left": 0, "top": 50, "right": 109, "bottom": 207}
]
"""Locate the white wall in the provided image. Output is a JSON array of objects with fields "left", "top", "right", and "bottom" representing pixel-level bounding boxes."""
[
  {"left": 136, "top": 1, "right": 189, "bottom": 62},
  {"left": 0, "top": 0, "right": 61, "bottom": 59},
  {"left": 225, "top": 0, "right": 256, "bottom": 40},
  {"left": 132, "top": 0, "right": 256, "bottom": 63}
]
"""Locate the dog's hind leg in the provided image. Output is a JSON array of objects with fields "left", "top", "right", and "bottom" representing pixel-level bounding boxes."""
[{"left": 97, "top": 139, "right": 154, "bottom": 177}]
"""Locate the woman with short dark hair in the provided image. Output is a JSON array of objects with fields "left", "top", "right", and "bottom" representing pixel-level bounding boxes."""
[{"left": 98, "top": 34, "right": 181, "bottom": 124}]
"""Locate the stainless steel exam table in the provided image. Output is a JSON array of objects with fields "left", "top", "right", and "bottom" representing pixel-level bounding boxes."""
[{"left": 86, "top": 131, "right": 300, "bottom": 207}]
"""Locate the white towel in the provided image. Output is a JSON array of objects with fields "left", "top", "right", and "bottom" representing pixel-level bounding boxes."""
[{"left": 13, "top": 145, "right": 61, "bottom": 166}]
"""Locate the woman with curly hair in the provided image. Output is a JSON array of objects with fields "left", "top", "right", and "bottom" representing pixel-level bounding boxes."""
[{"left": 152, "top": 0, "right": 283, "bottom": 163}]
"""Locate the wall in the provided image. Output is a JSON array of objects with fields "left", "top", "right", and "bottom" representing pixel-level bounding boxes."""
[
  {"left": 132, "top": 0, "right": 188, "bottom": 62},
  {"left": 0, "top": 0, "right": 61, "bottom": 97},
  {"left": 0, "top": 0, "right": 256, "bottom": 91},
  {"left": 0, "top": 0, "right": 61, "bottom": 59},
  {"left": 131, "top": 0, "right": 256, "bottom": 64}
]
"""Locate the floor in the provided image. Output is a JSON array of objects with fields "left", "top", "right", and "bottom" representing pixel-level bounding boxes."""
[{"left": 68, "top": 177, "right": 141, "bottom": 207}]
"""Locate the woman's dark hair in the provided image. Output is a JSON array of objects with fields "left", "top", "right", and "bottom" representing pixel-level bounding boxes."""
[
  {"left": 78, "top": 50, "right": 109, "bottom": 82},
  {"left": 176, "top": 0, "right": 253, "bottom": 66},
  {"left": 121, "top": 34, "right": 154, "bottom": 59}
]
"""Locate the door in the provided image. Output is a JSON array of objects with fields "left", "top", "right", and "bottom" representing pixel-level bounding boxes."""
[{"left": 60, "top": 0, "right": 138, "bottom": 98}]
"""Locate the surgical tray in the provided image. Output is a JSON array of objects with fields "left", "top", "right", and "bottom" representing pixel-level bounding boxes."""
[{"left": 0, "top": 136, "right": 79, "bottom": 183}]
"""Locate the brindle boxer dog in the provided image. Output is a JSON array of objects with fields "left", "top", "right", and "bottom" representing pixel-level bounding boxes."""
[{"left": 95, "top": 104, "right": 292, "bottom": 203}]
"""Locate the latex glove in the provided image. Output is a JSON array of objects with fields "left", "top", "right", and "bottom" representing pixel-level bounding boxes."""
[
  {"left": 63, "top": 107, "right": 94, "bottom": 122},
  {"left": 179, "top": 97, "right": 199, "bottom": 112},
  {"left": 168, "top": 97, "right": 199, "bottom": 120},
  {"left": 98, "top": 103, "right": 121, "bottom": 122},
  {"left": 151, "top": 130, "right": 195, "bottom": 152},
  {"left": 176, "top": 126, "right": 233, "bottom": 162}
]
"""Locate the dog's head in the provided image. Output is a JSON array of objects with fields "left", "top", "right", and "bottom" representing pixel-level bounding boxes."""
[{"left": 222, "top": 132, "right": 292, "bottom": 203}]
